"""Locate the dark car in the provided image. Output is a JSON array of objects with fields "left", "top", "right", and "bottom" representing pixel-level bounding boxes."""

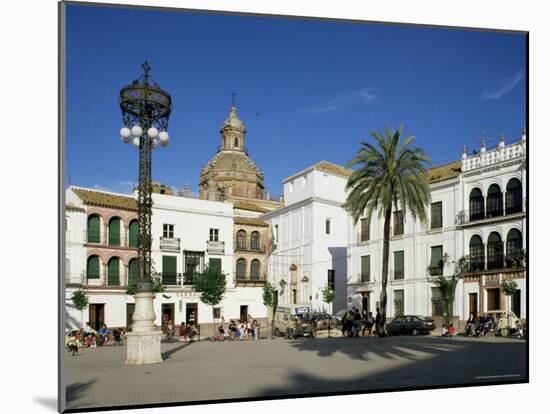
[
  {"left": 387, "top": 315, "right": 435, "bottom": 336},
  {"left": 310, "top": 312, "right": 338, "bottom": 330}
]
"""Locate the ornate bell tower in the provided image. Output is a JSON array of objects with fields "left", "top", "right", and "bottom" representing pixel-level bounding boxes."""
[{"left": 220, "top": 105, "right": 246, "bottom": 151}]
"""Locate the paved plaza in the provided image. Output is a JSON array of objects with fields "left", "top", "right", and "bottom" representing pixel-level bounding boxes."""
[{"left": 65, "top": 335, "right": 526, "bottom": 410}]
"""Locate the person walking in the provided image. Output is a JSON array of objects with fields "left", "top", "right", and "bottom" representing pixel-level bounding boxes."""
[
  {"left": 253, "top": 320, "right": 259, "bottom": 341},
  {"left": 362, "top": 312, "right": 374, "bottom": 336},
  {"left": 375, "top": 308, "right": 381, "bottom": 337},
  {"left": 179, "top": 322, "right": 187, "bottom": 341}
]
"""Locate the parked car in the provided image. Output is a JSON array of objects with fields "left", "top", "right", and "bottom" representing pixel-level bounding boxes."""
[
  {"left": 273, "top": 305, "right": 312, "bottom": 337},
  {"left": 310, "top": 312, "right": 337, "bottom": 330},
  {"left": 386, "top": 315, "right": 436, "bottom": 336},
  {"left": 488, "top": 311, "right": 521, "bottom": 337}
]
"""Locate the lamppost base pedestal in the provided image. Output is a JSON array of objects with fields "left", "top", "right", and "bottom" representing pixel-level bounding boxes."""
[{"left": 125, "top": 330, "right": 163, "bottom": 365}]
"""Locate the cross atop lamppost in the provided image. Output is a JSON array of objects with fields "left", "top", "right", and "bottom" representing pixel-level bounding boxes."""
[{"left": 119, "top": 62, "right": 173, "bottom": 365}]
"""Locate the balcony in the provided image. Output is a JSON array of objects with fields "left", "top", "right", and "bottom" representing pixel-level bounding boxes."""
[
  {"left": 161, "top": 273, "right": 179, "bottom": 286},
  {"left": 235, "top": 273, "right": 267, "bottom": 285},
  {"left": 234, "top": 241, "right": 266, "bottom": 253},
  {"left": 160, "top": 237, "right": 181, "bottom": 251},
  {"left": 456, "top": 204, "right": 525, "bottom": 228},
  {"left": 207, "top": 240, "right": 225, "bottom": 255}
]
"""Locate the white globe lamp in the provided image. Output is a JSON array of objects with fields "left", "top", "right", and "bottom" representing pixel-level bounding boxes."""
[
  {"left": 132, "top": 136, "right": 140, "bottom": 147},
  {"left": 159, "top": 131, "right": 170, "bottom": 147},
  {"left": 131, "top": 125, "right": 143, "bottom": 137},
  {"left": 147, "top": 127, "right": 159, "bottom": 139}
]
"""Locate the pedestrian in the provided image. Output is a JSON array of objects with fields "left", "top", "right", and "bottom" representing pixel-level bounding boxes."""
[
  {"left": 218, "top": 321, "right": 225, "bottom": 342},
  {"left": 353, "top": 308, "right": 362, "bottom": 337},
  {"left": 465, "top": 313, "right": 475, "bottom": 336},
  {"left": 246, "top": 318, "right": 252, "bottom": 340},
  {"left": 308, "top": 316, "right": 317, "bottom": 339},
  {"left": 238, "top": 320, "right": 245, "bottom": 340},
  {"left": 253, "top": 319, "right": 259, "bottom": 341},
  {"left": 375, "top": 308, "right": 381, "bottom": 336},
  {"left": 363, "top": 312, "right": 374, "bottom": 336},
  {"left": 228, "top": 320, "right": 237, "bottom": 340}
]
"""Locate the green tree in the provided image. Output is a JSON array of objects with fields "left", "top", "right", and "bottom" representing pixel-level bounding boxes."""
[
  {"left": 432, "top": 255, "right": 469, "bottom": 328},
  {"left": 343, "top": 126, "right": 431, "bottom": 337},
  {"left": 263, "top": 284, "right": 277, "bottom": 338},
  {"left": 192, "top": 265, "right": 226, "bottom": 337},
  {"left": 71, "top": 288, "right": 89, "bottom": 329}
]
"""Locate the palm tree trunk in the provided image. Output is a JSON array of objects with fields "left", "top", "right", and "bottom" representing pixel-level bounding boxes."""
[{"left": 379, "top": 207, "right": 392, "bottom": 337}]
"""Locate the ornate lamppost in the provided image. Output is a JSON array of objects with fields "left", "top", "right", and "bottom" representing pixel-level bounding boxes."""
[{"left": 119, "top": 61, "right": 172, "bottom": 365}]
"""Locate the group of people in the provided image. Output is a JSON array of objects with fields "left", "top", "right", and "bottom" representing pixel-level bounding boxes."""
[
  {"left": 341, "top": 308, "right": 381, "bottom": 338},
  {"left": 66, "top": 322, "right": 125, "bottom": 355},
  {"left": 440, "top": 323, "right": 456, "bottom": 337},
  {"left": 226, "top": 317, "right": 261, "bottom": 341},
  {"left": 464, "top": 313, "right": 498, "bottom": 337}
]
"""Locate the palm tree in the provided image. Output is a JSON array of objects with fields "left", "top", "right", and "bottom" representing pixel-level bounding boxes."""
[
  {"left": 344, "top": 126, "right": 431, "bottom": 337},
  {"left": 433, "top": 275, "right": 460, "bottom": 329}
]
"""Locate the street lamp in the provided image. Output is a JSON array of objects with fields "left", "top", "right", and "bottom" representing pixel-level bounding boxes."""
[{"left": 119, "top": 61, "right": 172, "bottom": 365}]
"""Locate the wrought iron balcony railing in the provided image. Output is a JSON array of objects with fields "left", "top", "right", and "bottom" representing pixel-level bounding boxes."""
[
  {"left": 234, "top": 240, "right": 265, "bottom": 253},
  {"left": 207, "top": 240, "right": 225, "bottom": 255}
]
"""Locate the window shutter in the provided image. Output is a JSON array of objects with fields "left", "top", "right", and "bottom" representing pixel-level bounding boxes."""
[
  {"left": 394, "top": 251, "right": 404, "bottom": 279},
  {"left": 430, "top": 246, "right": 443, "bottom": 268},
  {"left": 209, "top": 258, "right": 222, "bottom": 274},
  {"left": 87, "top": 216, "right": 100, "bottom": 243},
  {"left": 108, "top": 258, "right": 120, "bottom": 285},
  {"left": 128, "top": 221, "right": 138, "bottom": 248},
  {"left": 128, "top": 259, "right": 138, "bottom": 285},
  {"left": 87, "top": 256, "right": 100, "bottom": 279},
  {"left": 163, "top": 256, "right": 177, "bottom": 275},
  {"left": 361, "top": 256, "right": 370, "bottom": 282},
  {"left": 109, "top": 218, "right": 121, "bottom": 246}
]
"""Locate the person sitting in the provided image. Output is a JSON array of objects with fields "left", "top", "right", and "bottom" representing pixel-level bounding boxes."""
[
  {"left": 98, "top": 324, "right": 110, "bottom": 346},
  {"left": 113, "top": 328, "right": 122, "bottom": 345},
  {"left": 515, "top": 320, "right": 524, "bottom": 338},
  {"left": 179, "top": 322, "right": 188, "bottom": 341},
  {"left": 228, "top": 320, "right": 237, "bottom": 340},
  {"left": 441, "top": 325, "right": 449, "bottom": 337},
  {"left": 448, "top": 323, "right": 456, "bottom": 337},
  {"left": 187, "top": 323, "right": 197, "bottom": 342}
]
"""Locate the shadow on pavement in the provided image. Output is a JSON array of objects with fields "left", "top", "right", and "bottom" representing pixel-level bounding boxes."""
[
  {"left": 161, "top": 341, "right": 194, "bottom": 360},
  {"left": 32, "top": 397, "right": 57, "bottom": 412},
  {"left": 256, "top": 336, "right": 526, "bottom": 397},
  {"left": 67, "top": 379, "right": 97, "bottom": 402}
]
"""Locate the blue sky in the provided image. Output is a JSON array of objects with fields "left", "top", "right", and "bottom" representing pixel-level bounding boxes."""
[{"left": 66, "top": 4, "right": 526, "bottom": 196}]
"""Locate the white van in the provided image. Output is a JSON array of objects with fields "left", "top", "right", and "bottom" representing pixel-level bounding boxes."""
[{"left": 273, "top": 305, "right": 311, "bottom": 337}]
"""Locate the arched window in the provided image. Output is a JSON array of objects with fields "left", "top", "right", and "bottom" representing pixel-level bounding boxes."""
[
  {"left": 237, "top": 230, "right": 247, "bottom": 249},
  {"left": 236, "top": 258, "right": 247, "bottom": 279},
  {"left": 469, "top": 188, "right": 485, "bottom": 221},
  {"left": 250, "top": 231, "right": 260, "bottom": 250},
  {"left": 87, "top": 215, "right": 101, "bottom": 243},
  {"left": 486, "top": 184, "right": 503, "bottom": 218},
  {"left": 250, "top": 259, "right": 261, "bottom": 280},
  {"left": 128, "top": 258, "right": 138, "bottom": 286},
  {"left": 487, "top": 232, "right": 504, "bottom": 270},
  {"left": 469, "top": 235, "right": 485, "bottom": 272},
  {"left": 128, "top": 220, "right": 138, "bottom": 248},
  {"left": 506, "top": 178, "right": 522, "bottom": 214},
  {"left": 87, "top": 255, "right": 100, "bottom": 280},
  {"left": 107, "top": 257, "right": 120, "bottom": 286},
  {"left": 108, "top": 217, "right": 121, "bottom": 246},
  {"left": 506, "top": 229, "right": 523, "bottom": 267},
  {"left": 234, "top": 137, "right": 239, "bottom": 148}
]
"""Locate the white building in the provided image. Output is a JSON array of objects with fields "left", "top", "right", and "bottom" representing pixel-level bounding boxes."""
[
  {"left": 65, "top": 186, "right": 267, "bottom": 332},
  {"left": 263, "top": 161, "right": 351, "bottom": 314},
  {"left": 347, "top": 130, "right": 527, "bottom": 323}
]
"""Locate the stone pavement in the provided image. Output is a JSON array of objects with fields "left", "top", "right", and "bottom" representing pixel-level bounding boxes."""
[{"left": 65, "top": 335, "right": 526, "bottom": 410}]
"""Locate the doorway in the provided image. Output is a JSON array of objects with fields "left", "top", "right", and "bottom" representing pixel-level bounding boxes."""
[
  {"left": 186, "top": 303, "right": 198, "bottom": 326},
  {"left": 362, "top": 292, "right": 370, "bottom": 318},
  {"left": 486, "top": 288, "right": 501, "bottom": 312},
  {"left": 126, "top": 303, "right": 135, "bottom": 332},
  {"left": 240, "top": 305, "right": 248, "bottom": 322},
  {"left": 162, "top": 303, "right": 175, "bottom": 324},
  {"left": 468, "top": 293, "right": 478, "bottom": 317},
  {"left": 89, "top": 304, "right": 104, "bottom": 331}
]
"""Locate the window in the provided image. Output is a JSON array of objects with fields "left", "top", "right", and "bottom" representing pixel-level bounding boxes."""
[
  {"left": 360, "top": 218, "right": 370, "bottom": 242},
  {"left": 431, "top": 287, "right": 443, "bottom": 316},
  {"left": 163, "top": 224, "right": 174, "bottom": 238},
  {"left": 360, "top": 255, "right": 371, "bottom": 283},
  {"left": 236, "top": 230, "right": 247, "bottom": 249},
  {"left": 506, "top": 229, "right": 523, "bottom": 267},
  {"left": 128, "top": 258, "right": 138, "bottom": 286},
  {"left": 250, "top": 231, "right": 260, "bottom": 250},
  {"left": 394, "top": 289, "right": 404, "bottom": 317},
  {"left": 209, "top": 228, "right": 219, "bottom": 242},
  {"left": 250, "top": 259, "right": 261, "bottom": 280},
  {"left": 107, "top": 257, "right": 120, "bottom": 286},
  {"left": 325, "top": 219, "right": 331, "bottom": 235},
  {"left": 327, "top": 269, "right": 335, "bottom": 290},
  {"left": 183, "top": 251, "right": 204, "bottom": 284},
  {"left": 486, "top": 184, "right": 503, "bottom": 218},
  {"left": 87, "top": 215, "right": 101, "bottom": 243},
  {"left": 469, "top": 188, "right": 484, "bottom": 221},
  {"left": 234, "top": 137, "right": 239, "bottom": 148},
  {"left": 209, "top": 258, "right": 222, "bottom": 274},
  {"left": 213, "top": 308, "right": 221, "bottom": 319},
  {"left": 394, "top": 250, "right": 405, "bottom": 280},
  {"left": 236, "top": 258, "right": 247, "bottom": 279},
  {"left": 274, "top": 225, "right": 279, "bottom": 243},
  {"left": 431, "top": 202, "right": 443, "bottom": 229},
  {"left": 429, "top": 246, "right": 443, "bottom": 276},
  {"left": 128, "top": 220, "right": 138, "bottom": 248},
  {"left": 505, "top": 178, "right": 522, "bottom": 214},
  {"left": 162, "top": 255, "right": 178, "bottom": 285},
  {"left": 108, "top": 217, "right": 121, "bottom": 246},
  {"left": 86, "top": 255, "right": 100, "bottom": 279},
  {"left": 393, "top": 211, "right": 404, "bottom": 236},
  {"left": 469, "top": 235, "right": 485, "bottom": 271},
  {"left": 487, "top": 232, "right": 504, "bottom": 270}
]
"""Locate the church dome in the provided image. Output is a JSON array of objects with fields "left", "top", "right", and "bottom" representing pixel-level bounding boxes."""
[{"left": 200, "top": 151, "right": 263, "bottom": 179}]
